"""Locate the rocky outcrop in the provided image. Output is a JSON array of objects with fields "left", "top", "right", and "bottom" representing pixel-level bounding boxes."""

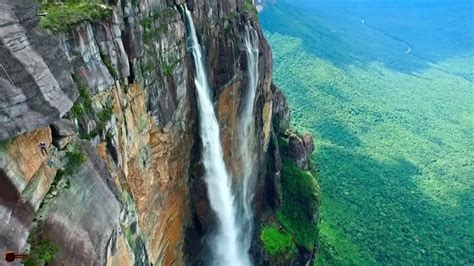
[
  {"left": 266, "top": 129, "right": 282, "bottom": 208},
  {"left": 287, "top": 133, "right": 314, "bottom": 170},
  {"left": 272, "top": 84, "right": 290, "bottom": 135},
  {"left": 0, "top": 0, "right": 77, "bottom": 141},
  {"left": 259, "top": 83, "right": 320, "bottom": 265},
  {"left": 50, "top": 119, "right": 77, "bottom": 149}
]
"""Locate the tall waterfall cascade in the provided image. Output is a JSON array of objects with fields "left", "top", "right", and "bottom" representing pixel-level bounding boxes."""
[
  {"left": 182, "top": 5, "right": 251, "bottom": 266},
  {"left": 238, "top": 23, "right": 260, "bottom": 255}
]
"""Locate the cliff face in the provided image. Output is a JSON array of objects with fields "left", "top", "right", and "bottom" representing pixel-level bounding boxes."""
[
  {"left": 0, "top": 0, "right": 77, "bottom": 141},
  {"left": 257, "top": 85, "right": 320, "bottom": 266},
  {"left": 0, "top": 0, "right": 279, "bottom": 265}
]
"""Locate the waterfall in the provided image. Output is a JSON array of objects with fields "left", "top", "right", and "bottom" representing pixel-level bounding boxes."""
[
  {"left": 238, "top": 23, "right": 260, "bottom": 254},
  {"left": 182, "top": 5, "right": 250, "bottom": 266}
]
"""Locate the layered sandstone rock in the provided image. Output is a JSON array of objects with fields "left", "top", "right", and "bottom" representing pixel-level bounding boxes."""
[
  {"left": 0, "top": 0, "right": 278, "bottom": 265},
  {"left": 0, "top": 127, "right": 55, "bottom": 262},
  {"left": 0, "top": 0, "right": 77, "bottom": 141}
]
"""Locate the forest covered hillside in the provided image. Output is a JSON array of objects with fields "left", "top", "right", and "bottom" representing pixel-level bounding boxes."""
[{"left": 261, "top": 0, "right": 473, "bottom": 264}]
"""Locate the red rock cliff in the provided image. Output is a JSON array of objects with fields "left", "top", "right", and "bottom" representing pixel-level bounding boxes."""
[{"left": 0, "top": 0, "right": 279, "bottom": 265}]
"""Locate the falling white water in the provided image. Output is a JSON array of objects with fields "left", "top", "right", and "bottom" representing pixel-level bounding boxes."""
[
  {"left": 182, "top": 6, "right": 250, "bottom": 266},
  {"left": 238, "top": 23, "right": 260, "bottom": 254}
]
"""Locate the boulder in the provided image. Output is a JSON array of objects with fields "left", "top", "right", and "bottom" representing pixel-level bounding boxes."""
[
  {"left": 51, "top": 119, "right": 77, "bottom": 137},
  {"left": 52, "top": 136, "right": 74, "bottom": 150}
]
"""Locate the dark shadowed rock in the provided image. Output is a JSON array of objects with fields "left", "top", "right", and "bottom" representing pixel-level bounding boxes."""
[
  {"left": 51, "top": 136, "right": 73, "bottom": 150},
  {"left": 50, "top": 119, "right": 77, "bottom": 137},
  {"left": 266, "top": 127, "right": 282, "bottom": 208},
  {"left": 122, "top": 1, "right": 143, "bottom": 60},
  {"left": 50, "top": 119, "right": 76, "bottom": 149},
  {"left": 271, "top": 84, "right": 290, "bottom": 134},
  {"left": 303, "top": 133, "right": 314, "bottom": 154}
]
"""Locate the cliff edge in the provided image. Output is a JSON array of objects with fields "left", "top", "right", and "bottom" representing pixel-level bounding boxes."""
[{"left": 0, "top": 0, "right": 319, "bottom": 265}]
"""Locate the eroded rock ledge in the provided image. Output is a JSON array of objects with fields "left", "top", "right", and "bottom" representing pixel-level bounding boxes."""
[
  {"left": 0, "top": 0, "right": 77, "bottom": 141},
  {"left": 256, "top": 84, "right": 321, "bottom": 265}
]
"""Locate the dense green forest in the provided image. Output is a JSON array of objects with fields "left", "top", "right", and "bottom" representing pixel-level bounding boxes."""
[{"left": 260, "top": 1, "right": 473, "bottom": 264}]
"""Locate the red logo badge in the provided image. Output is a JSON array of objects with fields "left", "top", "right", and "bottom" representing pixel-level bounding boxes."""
[{"left": 4, "top": 252, "right": 28, "bottom": 262}]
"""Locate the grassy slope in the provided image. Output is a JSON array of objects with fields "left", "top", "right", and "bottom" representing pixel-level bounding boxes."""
[{"left": 260, "top": 1, "right": 474, "bottom": 264}]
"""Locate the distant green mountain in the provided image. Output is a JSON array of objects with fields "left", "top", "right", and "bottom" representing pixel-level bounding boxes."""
[{"left": 260, "top": 1, "right": 474, "bottom": 264}]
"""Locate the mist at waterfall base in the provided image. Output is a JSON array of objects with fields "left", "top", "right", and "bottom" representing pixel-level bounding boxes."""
[{"left": 182, "top": 6, "right": 259, "bottom": 265}]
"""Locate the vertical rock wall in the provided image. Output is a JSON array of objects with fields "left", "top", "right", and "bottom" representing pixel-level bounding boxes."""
[{"left": 0, "top": 0, "right": 278, "bottom": 265}]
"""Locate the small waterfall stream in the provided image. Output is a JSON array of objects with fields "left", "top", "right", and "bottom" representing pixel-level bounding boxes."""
[
  {"left": 238, "top": 23, "right": 260, "bottom": 254},
  {"left": 182, "top": 5, "right": 250, "bottom": 265}
]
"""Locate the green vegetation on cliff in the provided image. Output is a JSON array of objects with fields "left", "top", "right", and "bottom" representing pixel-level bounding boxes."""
[
  {"left": 23, "top": 239, "right": 58, "bottom": 266},
  {"left": 261, "top": 1, "right": 474, "bottom": 264},
  {"left": 63, "top": 146, "right": 87, "bottom": 176},
  {"left": 69, "top": 75, "right": 115, "bottom": 139},
  {"left": 260, "top": 136, "right": 320, "bottom": 262},
  {"left": 260, "top": 225, "right": 297, "bottom": 257},
  {"left": 243, "top": 0, "right": 258, "bottom": 18},
  {"left": 70, "top": 75, "right": 93, "bottom": 119},
  {"left": 24, "top": 143, "right": 87, "bottom": 265},
  {"left": 278, "top": 155, "right": 320, "bottom": 251},
  {"left": 23, "top": 222, "right": 58, "bottom": 266},
  {"left": 39, "top": 0, "right": 111, "bottom": 32}
]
